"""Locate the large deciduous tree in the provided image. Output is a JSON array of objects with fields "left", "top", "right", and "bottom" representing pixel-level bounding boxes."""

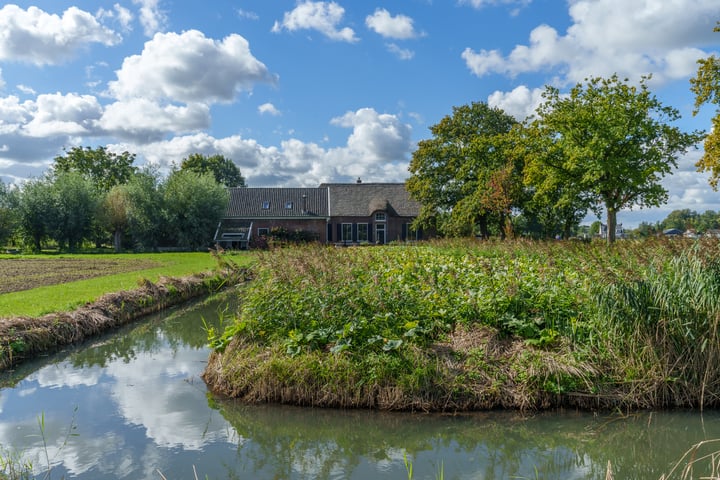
[
  {"left": 525, "top": 74, "right": 702, "bottom": 243},
  {"left": 53, "top": 146, "right": 137, "bottom": 192},
  {"left": 690, "top": 22, "right": 720, "bottom": 189},
  {"left": 180, "top": 153, "right": 246, "bottom": 188},
  {"left": 406, "top": 102, "right": 520, "bottom": 238}
]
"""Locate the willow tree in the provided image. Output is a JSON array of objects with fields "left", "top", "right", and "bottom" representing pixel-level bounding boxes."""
[
  {"left": 526, "top": 74, "right": 702, "bottom": 243},
  {"left": 690, "top": 22, "right": 720, "bottom": 189},
  {"left": 406, "top": 101, "right": 520, "bottom": 238}
]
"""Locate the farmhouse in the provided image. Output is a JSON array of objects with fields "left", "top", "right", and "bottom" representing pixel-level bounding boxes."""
[{"left": 213, "top": 180, "right": 425, "bottom": 248}]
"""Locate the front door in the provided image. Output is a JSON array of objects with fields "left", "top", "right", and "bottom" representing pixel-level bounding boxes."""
[{"left": 375, "top": 223, "right": 385, "bottom": 244}]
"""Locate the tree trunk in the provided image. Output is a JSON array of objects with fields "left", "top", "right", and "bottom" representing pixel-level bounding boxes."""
[
  {"left": 478, "top": 215, "right": 489, "bottom": 239},
  {"left": 114, "top": 229, "right": 122, "bottom": 253},
  {"left": 606, "top": 208, "right": 617, "bottom": 244}
]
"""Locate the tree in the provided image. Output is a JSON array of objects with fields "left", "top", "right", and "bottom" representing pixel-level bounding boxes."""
[
  {"left": 407, "top": 102, "right": 520, "bottom": 238},
  {"left": 99, "top": 185, "right": 132, "bottom": 252},
  {"left": 662, "top": 208, "right": 698, "bottom": 231},
  {"left": 17, "top": 177, "right": 54, "bottom": 251},
  {"left": 53, "top": 146, "right": 137, "bottom": 192},
  {"left": 0, "top": 180, "right": 18, "bottom": 247},
  {"left": 180, "top": 153, "right": 246, "bottom": 188},
  {"left": 690, "top": 22, "right": 720, "bottom": 189},
  {"left": 124, "top": 169, "right": 165, "bottom": 251},
  {"left": 162, "top": 170, "right": 229, "bottom": 249},
  {"left": 47, "top": 172, "right": 98, "bottom": 251},
  {"left": 525, "top": 75, "right": 703, "bottom": 243}
]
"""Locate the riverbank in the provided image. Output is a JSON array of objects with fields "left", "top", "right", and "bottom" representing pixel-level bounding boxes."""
[
  {"left": 0, "top": 258, "right": 251, "bottom": 370},
  {"left": 203, "top": 238, "right": 720, "bottom": 412}
]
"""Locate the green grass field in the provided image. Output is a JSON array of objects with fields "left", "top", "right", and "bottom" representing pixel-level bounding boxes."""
[{"left": 0, "top": 251, "right": 254, "bottom": 318}]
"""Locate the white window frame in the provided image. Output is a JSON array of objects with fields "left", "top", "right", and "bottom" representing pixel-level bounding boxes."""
[
  {"left": 375, "top": 212, "right": 386, "bottom": 222},
  {"left": 375, "top": 223, "right": 386, "bottom": 244},
  {"left": 341, "top": 223, "right": 353, "bottom": 243}
]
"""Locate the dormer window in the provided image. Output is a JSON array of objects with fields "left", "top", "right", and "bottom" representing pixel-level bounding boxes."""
[
  {"left": 285, "top": 201, "right": 293, "bottom": 209},
  {"left": 262, "top": 201, "right": 270, "bottom": 209},
  {"left": 375, "top": 212, "right": 386, "bottom": 222}
]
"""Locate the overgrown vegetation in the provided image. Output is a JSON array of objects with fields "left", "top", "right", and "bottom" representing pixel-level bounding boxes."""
[{"left": 204, "top": 238, "right": 720, "bottom": 411}]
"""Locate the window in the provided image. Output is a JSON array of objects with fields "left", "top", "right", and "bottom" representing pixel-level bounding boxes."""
[
  {"left": 285, "top": 201, "right": 293, "bottom": 209},
  {"left": 341, "top": 223, "right": 353, "bottom": 243},
  {"left": 405, "top": 223, "right": 419, "bottom": 241},
  {"left": 262, "top": 201, "right": 270, "bottom": 209},
  {"left": 258, "top": 227, "right": 269, "bottom": 237},
  {"left": 375, "top": 212, "right": 386, "bottom": 222},
  {"left": 375, "top": 223, "right": 386, "bottom": 244},
  {"left": 357, "top": 223, "right": 368, "bottom": 242}
]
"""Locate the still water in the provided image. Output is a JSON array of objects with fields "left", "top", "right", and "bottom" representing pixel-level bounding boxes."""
[{"left": 1, "top": 290, "right": 719, "bottom": 479}]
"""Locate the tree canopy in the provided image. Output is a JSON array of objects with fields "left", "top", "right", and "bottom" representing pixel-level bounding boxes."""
[
  {"left": 406, "top": 101, "right": 520, "bottom": 237},
  {"left": 180, "top": 153, "right": 246, "bottom": 188},
  {"left": 53, "top": 146, "right": 137, "bottom": 192},
  {"left": 690, "top": 22, "right": 720, "bottom": 189},
  {"left": 523, "top": 74, "right": 703, "bottom": 243}
]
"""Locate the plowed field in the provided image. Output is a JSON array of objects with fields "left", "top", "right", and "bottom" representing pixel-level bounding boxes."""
[{"left": 0, "top": 257, "right": 161, "bottom": 294}]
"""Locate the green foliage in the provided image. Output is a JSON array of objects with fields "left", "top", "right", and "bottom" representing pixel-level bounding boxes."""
[
  {"left": 215, "top": 242, "right": 594, "bottom": 357},
  {"left": 690, "top": 22, "right": 720, "bottom": 190},
  {"left": 162, "top": 170, "right": 229, "bottom": 249},
  {"left": 406, "top": 101, "right": 520, "bottom": 238},
  {"left": 525, "top": 74, "right": 704, "bottom": 243},
  {"left": 0, "top": 180, "right": 18, "bottom": 247},
  {"left": 47, "top": 171, "right": 98, "bottom": 251},
  {"left": 52, "top": 146, "right": 136, "bottom": 192},
  {"left": 180, "top": 153, "right": 246, "bottom": 188}
]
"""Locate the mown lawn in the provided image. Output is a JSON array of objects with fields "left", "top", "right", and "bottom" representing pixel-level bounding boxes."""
[{"left": 0, "top": 252, "right": 254, "bottom": 318}]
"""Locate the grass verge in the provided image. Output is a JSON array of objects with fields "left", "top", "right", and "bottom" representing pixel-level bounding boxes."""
[{"left": 0, "top": 252, "right": 253, "bottom": 318}]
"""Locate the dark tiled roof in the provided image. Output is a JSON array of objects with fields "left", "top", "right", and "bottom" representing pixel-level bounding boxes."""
[
  {"left": 322, "top": 183, "right": 420, "bottom": 217},
  {"left": 225, "top": 187, "right": 328, "bottom": 218}
]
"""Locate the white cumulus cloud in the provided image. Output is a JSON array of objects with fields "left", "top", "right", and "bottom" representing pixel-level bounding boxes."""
[
  {"left": 462, "top": 0, "right": 719, "bottom": 86},
  {"left": 366, "top": 9, "right": 420, "bottom": 40},
  {"left": 0, "top": 5, "right": 120, "bottom": 65},
  {"left": 108, "top": 30, "right": 276, "bottom": 104},
  {"left": 272, "top": 1, "right": 358, "bottom": 43}
]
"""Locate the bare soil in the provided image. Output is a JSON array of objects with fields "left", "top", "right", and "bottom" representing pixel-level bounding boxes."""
[{"left": 0, "top": 257, "right": 161, "bottom": 294}]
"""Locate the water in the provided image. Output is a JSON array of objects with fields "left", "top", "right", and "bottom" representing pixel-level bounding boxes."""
[{"left": 1, "top": 291, "right": 719, "bottom": 479}]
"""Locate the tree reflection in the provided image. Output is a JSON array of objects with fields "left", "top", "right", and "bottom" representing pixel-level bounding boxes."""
[{"left": 210, "top": 403, "right": 720, "bottom": 479}]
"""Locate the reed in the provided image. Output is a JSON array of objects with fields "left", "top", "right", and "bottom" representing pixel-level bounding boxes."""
[{"left": 204, "top": 237, "right": 720, "bottom": 411}]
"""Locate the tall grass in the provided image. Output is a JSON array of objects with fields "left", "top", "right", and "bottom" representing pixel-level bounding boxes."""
[
  {"left": 596, "top": 247, "right": 720, "bottom": 409},
  {"left": 205, "top": 237, "right": 720, "bottom": 411}
]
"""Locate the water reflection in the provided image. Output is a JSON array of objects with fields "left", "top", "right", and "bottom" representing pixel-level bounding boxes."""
[
  {"left": 213, "top": 403, "right": 720, "bottom": 479},
  {"left": 0, "top": 290, "right": 719, "bottom": 479}
]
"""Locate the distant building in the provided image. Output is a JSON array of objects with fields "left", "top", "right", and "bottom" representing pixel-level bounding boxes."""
[
  {"left": 599, "top": 223, "right": 626, "bottom": 239},
  {"left": 213, "top": 181, "right": 425, "bottom": 248}
]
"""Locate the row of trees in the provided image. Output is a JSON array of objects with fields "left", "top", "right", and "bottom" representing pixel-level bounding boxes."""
[
  {"left": 0, "top": 149, "right": 244, "bottom": 252},
  {"left": 634, "top": 208, "right": 720, "bottom": 237},
  {"left": 407, "top": 74, "right": 707, "bottom": 243}
]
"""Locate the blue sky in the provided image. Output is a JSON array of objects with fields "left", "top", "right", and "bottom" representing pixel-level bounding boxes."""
[{"left": 0, "top": 0, "right": 718, "bottom": 227}]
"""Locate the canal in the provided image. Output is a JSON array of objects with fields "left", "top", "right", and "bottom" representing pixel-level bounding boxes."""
[{"left": 1, "top": 290, "right": 719, "bottom": 479}]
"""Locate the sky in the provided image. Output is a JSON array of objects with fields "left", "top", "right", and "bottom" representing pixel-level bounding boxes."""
[{"left": 0, "top": 0, "right": 718, "bottom": 228}]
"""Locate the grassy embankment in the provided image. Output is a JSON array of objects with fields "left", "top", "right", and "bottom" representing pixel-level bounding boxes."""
[
  {"left": 0, "top": 251, "right": 254, "bottom": 369},
  {"left": 0, "top": 252, "right": 250, "bottom": 317},
  {"left": 203, "top": 238, "right": 720, "bottom": 411}
]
